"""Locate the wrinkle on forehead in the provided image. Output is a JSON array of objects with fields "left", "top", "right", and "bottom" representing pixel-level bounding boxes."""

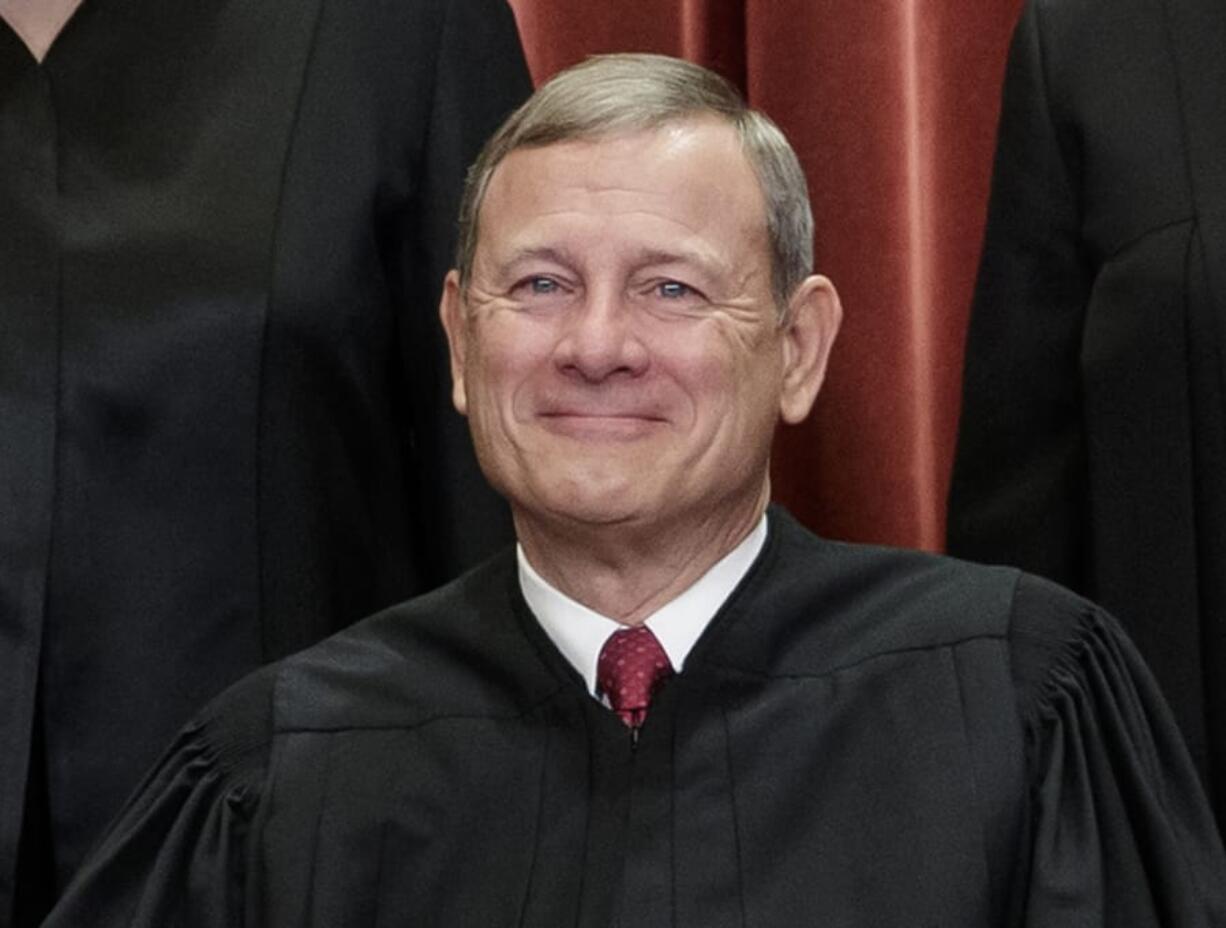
[
  {"left": 490, "top": 185, "right": 762, "bottom": 242},
  {"left": 475, "top": 204, "right": 766, "bottom": 291},
  {"left": 472, "top": 121, "right": 775, "bottom": 306}
]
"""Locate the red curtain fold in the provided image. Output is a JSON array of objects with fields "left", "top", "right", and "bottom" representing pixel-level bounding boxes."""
[
  {"left": 509, "top": 1, "right": 747, "bottom": 87},
  {"left": 507, "top": 0, "right": 1023, "bottom": 551}
]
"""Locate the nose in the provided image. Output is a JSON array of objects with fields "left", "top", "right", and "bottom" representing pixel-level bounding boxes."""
[{"left": 553, "top": 287, "right": 649, "bottom": 382}]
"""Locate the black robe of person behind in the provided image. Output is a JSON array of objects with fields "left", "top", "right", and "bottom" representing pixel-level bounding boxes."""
[
  {"left": 947, "top": 0, "right": 1226, "bottom": 829},
  {"left": 0, "top": 0, "right": 530, "bottom": 917},
  {"left": 44, "top": 509, "right": 1226, "bottom": 926}
]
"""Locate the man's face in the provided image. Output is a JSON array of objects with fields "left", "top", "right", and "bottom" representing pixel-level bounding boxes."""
[{"left": 442, "top": 119, "right": 836, "bottom": 540}]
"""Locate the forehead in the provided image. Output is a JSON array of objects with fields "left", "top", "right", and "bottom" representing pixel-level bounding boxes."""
[{"left": 476, "top": 120, "right": 769, "bottom": 264}]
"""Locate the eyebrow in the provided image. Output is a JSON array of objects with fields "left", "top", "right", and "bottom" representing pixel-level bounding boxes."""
[
  {"left": 628, "top": 247, "right": 730, "bottom": 279},
  {"left": 499, "top": 246, "right": 577, "bottom": 272},
  {"left": 497, "top": 244, "right": 730, "bottom": 280}
]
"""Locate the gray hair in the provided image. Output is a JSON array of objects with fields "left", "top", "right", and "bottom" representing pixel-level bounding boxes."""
[{"left": 455, "top": 53, "right": 814, "bottom": 314}]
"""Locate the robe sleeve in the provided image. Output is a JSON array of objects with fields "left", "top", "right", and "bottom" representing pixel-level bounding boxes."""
[
  {"left": 42, "top": 667, "right": 275, "bottom": 927},
  {"left": 945, "top": 0, "right": 1093, "bottom": 590},
  {"left": 1010, "top": 574, "right": 1226, "bottom": 925},
  {"left": 394, "top": 0, "right": 532, "bottom": 583}
]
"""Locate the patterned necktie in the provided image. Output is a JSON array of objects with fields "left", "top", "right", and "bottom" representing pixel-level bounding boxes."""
[{"left": 597, "top": 625, "right": 674, "bottom": 729}]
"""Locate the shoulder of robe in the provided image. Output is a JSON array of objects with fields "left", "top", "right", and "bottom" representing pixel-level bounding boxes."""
[
  {"left": 1004, "top": 570, "right": 1135, "bottom": 719},
  {"left": 160, "top": 661, "right": 278, "bottom": 788},
  {"left": 268, "top": 549, "right": 560, "bottom": 733},
  {"left": 709, "top": 507, "right": 1023, "bottom": 677}
]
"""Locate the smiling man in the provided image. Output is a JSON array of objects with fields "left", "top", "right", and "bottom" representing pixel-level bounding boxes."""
[
  {"left": 46, "top": 55, "right": 1226, "bottom": 927},
  {"left": 441, "top": 107, "right": 835, "bottom": 628}
]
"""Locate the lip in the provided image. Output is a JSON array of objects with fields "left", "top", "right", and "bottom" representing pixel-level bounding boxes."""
[{"left": 537, "top": 411, "right": 667, "bottom": 439}]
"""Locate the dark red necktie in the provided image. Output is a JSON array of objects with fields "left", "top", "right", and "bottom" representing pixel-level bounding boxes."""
[{"left": 597, "top": 626, "right": 674, "bottom": 729}]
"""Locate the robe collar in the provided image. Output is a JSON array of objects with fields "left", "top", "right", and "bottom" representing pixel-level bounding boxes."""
[{"left": 517, "top": 514, "right": 768, "bottom": 697}]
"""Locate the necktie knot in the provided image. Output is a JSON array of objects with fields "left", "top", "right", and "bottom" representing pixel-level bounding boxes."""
[{"left": 597, "top": 625, "right": 673, "bottom": 729}]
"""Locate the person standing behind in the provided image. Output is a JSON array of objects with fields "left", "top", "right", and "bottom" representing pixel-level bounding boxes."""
[
  {"left": 948, "top": 0, "right": 1226, "bottom": 831},
  {"left": 0, "top": 0, "right": 530, "bottom": 922}
]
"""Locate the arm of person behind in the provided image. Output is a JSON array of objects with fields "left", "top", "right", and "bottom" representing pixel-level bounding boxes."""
[
  {"left": 390, "top": 0, "right": 533, "bottom": 585},
  {"left": 946, "top": 0, "right": 1093, "bottom": 590}
]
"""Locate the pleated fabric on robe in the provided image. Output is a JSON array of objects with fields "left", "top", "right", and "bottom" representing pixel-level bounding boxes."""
[
  {"left": 44, "top": 509, "right": 1226, "bottom": 927},
  {"left": 0, "top": 0, "right": 529, "bottom": 916}
]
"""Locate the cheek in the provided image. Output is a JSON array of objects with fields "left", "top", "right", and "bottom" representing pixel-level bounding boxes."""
[
  {"left": 685, "top": 346, "right": 783, "bottom": 441},
  {"left": 673, "top": 324, "right": 775, "bottom": 401},
  {"left": 467, "top": 320, "right": 555, "bottom": 418}
]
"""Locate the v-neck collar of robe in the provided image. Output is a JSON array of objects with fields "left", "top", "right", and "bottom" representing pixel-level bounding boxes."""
[
  {"left": 517, "top": 514, "right": 768, "bottom": 697},
  {"left": 0, "top": 0, "right": 86, "bottom": 65}
]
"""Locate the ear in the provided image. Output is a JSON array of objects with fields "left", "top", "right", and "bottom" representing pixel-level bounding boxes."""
[
  {"left": 778, "top": 274, "right": 842, "bottom": 425},
  {"left": 439, "top": 270, "right": 469, "bottom": 416}
]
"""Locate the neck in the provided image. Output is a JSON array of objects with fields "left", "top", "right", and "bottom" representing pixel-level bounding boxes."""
[
  {"left": 516, "top": 485, "right": 770, "bottom": 625},
  {"left": 1, "top": 0, "right": 85, "bottom": 61}
]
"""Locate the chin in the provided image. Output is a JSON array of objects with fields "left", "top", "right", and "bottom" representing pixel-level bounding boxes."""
[{"left": 530, "top": 472, "right": 651, "bottom": 528}]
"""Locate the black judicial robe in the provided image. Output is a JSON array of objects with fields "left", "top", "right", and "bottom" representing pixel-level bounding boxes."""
[
  {"left": 947, "top": 0, "right": 1226, "bottom": 828},
  {"left": 0, "top": 0, "right": 529, "bottom": 913},
  {"left": 45, "top": 510, "right": 1226, "bottom": 926}
]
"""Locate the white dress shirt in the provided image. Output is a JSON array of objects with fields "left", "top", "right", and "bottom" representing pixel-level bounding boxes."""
[{"left": 517, "top": 514, "right": 768, "bottom": 698}]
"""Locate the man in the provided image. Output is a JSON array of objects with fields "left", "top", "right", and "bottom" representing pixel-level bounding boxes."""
[{"left": 46, "top": 54, "right": 1226, "bottom": 926}]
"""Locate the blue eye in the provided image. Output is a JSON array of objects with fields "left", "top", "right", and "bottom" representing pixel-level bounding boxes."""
[
  {"left": 657, "top": 281, "right": 692, "bottom": 299},
  {"left": 529, "top": 277, "right": 559, "bottom": 294}
]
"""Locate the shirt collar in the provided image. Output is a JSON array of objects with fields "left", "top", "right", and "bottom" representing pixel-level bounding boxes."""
[{"left": 518, "top": 514, "right": 768, "bottom": 696}]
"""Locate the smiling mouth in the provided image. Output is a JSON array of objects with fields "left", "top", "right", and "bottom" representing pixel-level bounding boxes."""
[{"left": 538, "top": 411, "right": 667, "bottom": 438}]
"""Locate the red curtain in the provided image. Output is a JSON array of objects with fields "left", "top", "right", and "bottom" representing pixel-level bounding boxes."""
[{"left": 508, "top": 0, "right": 1023, "bottom": 551}]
